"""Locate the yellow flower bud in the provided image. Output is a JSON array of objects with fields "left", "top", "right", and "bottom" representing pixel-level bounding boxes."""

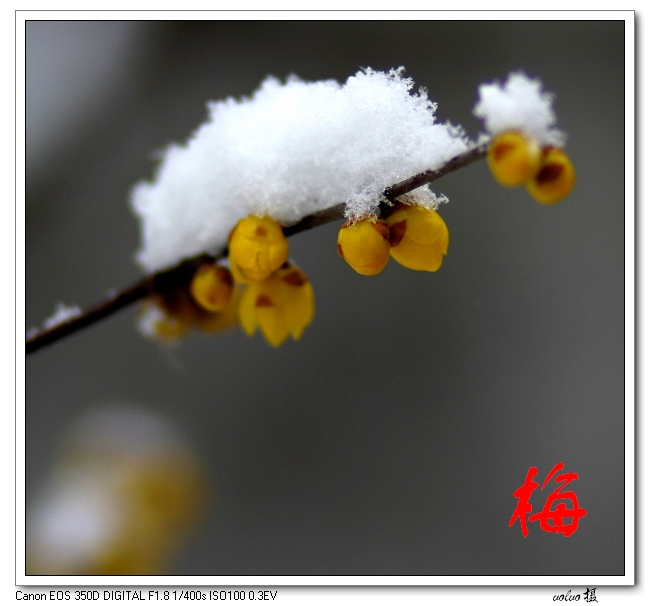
[
  {"left": 139, "top": 284, "right": 240, "bottom": 343},
  {"left": 336, "top": 218, "right": 391, "bottom": 276},
  {"left": 487, "top": 131, "right": 541, "bottom": 187},
  {"left": 239, "top": 263, "right": 315, "bottom": 347},
  {"left": 386, "top": 204, "right": 449, "bottom": 272},
  {"left": 139, "top": 295, "right": 193, "bottom": 342},
  {"left": 189, "top": 263, "right": 234, "bottom": 312},
  {"left": 196, "top": 285, "right": 242, "bottom": 334},
  {"left": 525, "top": 146, "right": 575, "bottom": 205},
  {"left": 228, "top": 216, "right": 289, "bottom": 283}
]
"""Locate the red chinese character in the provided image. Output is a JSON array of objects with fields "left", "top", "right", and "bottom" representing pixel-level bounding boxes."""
[
  {"left": 510, "top": 462, "right": 587, "bottom": 537},
  {"left": 508, "top": 466, "right": 539, "bottom": 537},
  {"left": 529, "top": 462, "right": 587, "bottom": 537}
]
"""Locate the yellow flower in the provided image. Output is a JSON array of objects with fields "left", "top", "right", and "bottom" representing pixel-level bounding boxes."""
[
  {"left": 336, "top": 218, "right": 391, "bottom": 276},
  {"left": 139, "top": 295, "right": 193, "bottom": 342},
  {"left": 96, "top": 457, "right": 205, "bottom": 575},
  {"left": 487, "top": 131, "right": 541, "bottom": 187},
  {"left": 26, "top": 406, "right": 206, "bottom": 576},
  {"left": 239, "top": 263, "right": 315, "bottom": 347},
  {"left": 386, "top": 203, "right": 449, "bottom": 272},
  {"left": 196, "top": 286, "right": 242, "bottom": 334},
  {"left": 189, "top": 263, "right": 234, "bottom": 312},
  {"left": 228, "top": 216, "right": 289, "bottom": 283},
  {"left": 525, "top": 146, "right": 575, "bottom": 204},
  {"left": 139, "top": 285, "right": 240, "bottom": 343}
]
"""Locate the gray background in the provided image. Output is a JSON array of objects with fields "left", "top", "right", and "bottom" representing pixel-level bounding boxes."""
[{"left": 25, "top": 20, "right": 625, "bottom": 576}]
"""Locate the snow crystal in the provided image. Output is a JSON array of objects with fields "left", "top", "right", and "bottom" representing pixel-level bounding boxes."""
[
  {"left": 473, "top": 72, "right": 566, "bottom": 147},
  {"left": 131, "top": 68, "right": 470, "bottom": 273},
  {"left": 397, "top": 185, "right": 449, "bottom": 211},
  {"left": 27, "top": 302, "right": 82, "bottom": 340},
  {"left": 43, "top": 302, "right": 82, "bottom": 329},
  {"left": 136, "top": 302, "right": 167, "bottom": 340}
]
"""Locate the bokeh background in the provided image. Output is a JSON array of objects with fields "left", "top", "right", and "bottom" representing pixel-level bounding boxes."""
[{"left": 25, "top": 20, "right": 625, "bottom": 576}]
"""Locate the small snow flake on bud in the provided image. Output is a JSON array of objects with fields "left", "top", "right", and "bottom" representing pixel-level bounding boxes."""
[
  {"left": 386, "top": 203, "right": 449, "bottom": 272},
  {"left": 189, "top": 263, "right": 234, "bottom": 312},
  {"left": 138, "top": 297, "right": 192, "bottom": 343},
  {"left": 525, "top": 147, "right": 575, "bottom": 205},
  {"left": 239, "top": 262, "right": 315, "bottom": 347},
  {"left": 138, "top": 286, "right": 240, "bottom": 344},
  {"left": 337, "top": 218, "right": 391, "bottom": 276},
  {"left": 228, "top": 216, "right": 289, "bottom": 283},
  {"left": 487, "top": 131, "right": 541, "bottom": 188}
]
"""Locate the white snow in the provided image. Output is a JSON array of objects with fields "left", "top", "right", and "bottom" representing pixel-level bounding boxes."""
[
  {"left": 473, "top": 72, "right": 566, "bottom": 147},
  {"left": 136, "top": 302, "right": 168, "bottom": 340},
  {"left": 131, "top": 68, "right": 470, "bottom": 273},
  {"left": 131, "top": 69, "right": 565, "bottom": 274},
  {"left": 27, "top": 301, "right": 82, "bottom": 338},
  {"left": 42, "top": 301, "right": 82, "bottom": 328}
]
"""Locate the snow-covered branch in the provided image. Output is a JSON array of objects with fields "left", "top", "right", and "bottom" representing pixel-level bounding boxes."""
[
  {"left": 26, "top": 144, "right": 488, "bottom": 355},
  {"left": 26, "top": 69, "right": 572, "bottom": 354}
]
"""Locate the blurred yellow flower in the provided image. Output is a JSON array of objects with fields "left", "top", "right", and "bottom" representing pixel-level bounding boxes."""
[
  {"left": 190, "top": 263, "right": 234, "bottom": 312},
  {"left": 138, "top": 284, "right": 241, "bottom": 343},
  {"left": 487, "top": 130, "right": 541, "bottom": 187},
  {"left": 525, "top": 146, "right": 575, "bottom": 204},
  {"left": 27, "top": 406, "right": 206, "bottom": 575},
  {"left": 239, "top": 263, "right": 315, "bottom": 347}
]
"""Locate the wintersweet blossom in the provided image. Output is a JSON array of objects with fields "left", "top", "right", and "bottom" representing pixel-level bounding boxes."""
[
  {"left": 138, "top": 286, "right": 241, "bottom": 342},
  {"left": 189, "top": 263, "right": 234, "bottom": 312},
  {"left": 525, "top": 147, "right": 575, "bottom": 204},
  {"left": 487, "top": 131, "right": 542, "bottom": 188},
  {"left": 386, "top": 203, "right": 449, "bottom": 272},
  {"left": 474, "top": 73, "right": 573, "bottom": 205},
  {"left": 239, "top": 262, "right": 315, "bottom": 347},
  {"left": 337, "top": 218, "right": 391, "bottom": 276},
  {"left": 228, "top": 216, "right": 290, "bottom": 283}
]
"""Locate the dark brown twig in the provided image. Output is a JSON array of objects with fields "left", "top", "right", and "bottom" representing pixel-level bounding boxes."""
[{"left": 26, "top": 144, "right": 487, "bottom": 355}]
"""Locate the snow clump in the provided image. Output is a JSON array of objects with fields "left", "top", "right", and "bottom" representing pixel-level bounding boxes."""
[
  {"left": 26, "top": 301, "right": 82, "bottom": 339},
  {"left": 473, "top": 72, "right": 566, "bottom": 147},
  {"left": 131, "top": 68, "right": 470, "bottom": 273}
]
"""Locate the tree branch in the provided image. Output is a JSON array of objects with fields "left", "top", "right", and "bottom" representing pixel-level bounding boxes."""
[{"left": 26, "top": 144, "right": 487, "bottom": 355}]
